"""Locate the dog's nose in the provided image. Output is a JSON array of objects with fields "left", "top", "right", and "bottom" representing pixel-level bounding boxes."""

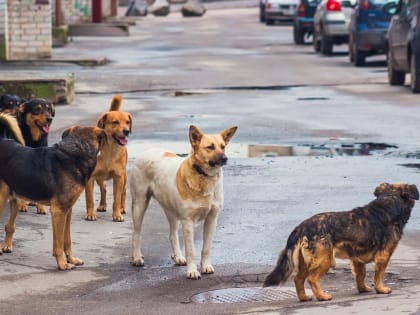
[
  {"left": 219, "top": 154, "right": 228, "bottom": 165},
  {"left": 123, "top": 128, "right": 130, "bottom": 136},
  {"left": 47, "top": 117, "right": 53, "bottom": 124}
]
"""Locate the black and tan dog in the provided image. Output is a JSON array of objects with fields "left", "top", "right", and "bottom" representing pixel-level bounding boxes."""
[
  {"left": 0, "top": 113, "right": 105, "bottom": 270},
  {"left": 263, "top": 183, "right": 419, "bottom": 301},
  {"left": 0, "top": 94, "right": 24, "bottom": 116},
  {"left": 85, "top": 95, "right": 132, "bottom": 222},
  {"left": 16, "top": 98, "right": 55, "bottom": 214}
]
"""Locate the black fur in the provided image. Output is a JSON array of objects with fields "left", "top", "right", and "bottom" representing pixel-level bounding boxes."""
[{"left": 0, "top": 94, "right": 24, "bottom": 114}]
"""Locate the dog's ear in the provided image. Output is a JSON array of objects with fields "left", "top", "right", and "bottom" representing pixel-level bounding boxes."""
[
  {"left": 94, "top": 127, "right": 107, "bottom": 144},
  {"left": 62, "top": 126, "right": 74, "bottom": 139},
  {"left": 18, "top": 103, "right": 25, "bottom": 114},
  {"left": 220, "top": 126, "right": 238, "bottom": 145},
  {"left": 97, "top": 113, "right": 107, "bottom": 129},
  {"left": 401, "top": 184, "right": 419, "bottom": 200},
  {"left": 189, "top": 125, "right": 203, "bottom": 149},
  {"left": 374, "top": 183, "right": 391, "bottom": 197},
  {"left": 50, "top": 103, "right": 55, "bottom": 117},
  {"left": 128, "top": 114, "right": 133, "bottom": 133}
]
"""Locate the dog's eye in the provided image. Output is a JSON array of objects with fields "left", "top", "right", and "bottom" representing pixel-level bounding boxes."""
[
  {"left": 206, "top": 144, "right": 215, "bottom": 151},
  {"left": 221, "top": 144, "right": 225, "bottom": 150},
  {"left": 32, "top": 107, "right": 42, "bottom": 114},
  {"left": 112, "top": 121, "right": 119, "bottom": 125}
]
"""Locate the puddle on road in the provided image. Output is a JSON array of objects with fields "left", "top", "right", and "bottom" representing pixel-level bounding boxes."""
[{"left": 128, "top": 139, "right": 397, "bottom": 159}]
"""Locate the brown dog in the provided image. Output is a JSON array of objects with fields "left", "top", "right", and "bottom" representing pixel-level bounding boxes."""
[
  {"left": 0, "top": 113, "right": 105, "bottom": 269},
  {"left": 263, "top": 183, "right": 419, "bottom": 301},
  {"left": 85, "top": 95, "right": 132, "bottom": 222}
]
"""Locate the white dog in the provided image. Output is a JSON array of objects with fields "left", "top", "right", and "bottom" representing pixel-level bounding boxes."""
[{"left": 130, "top": 125, "right": 237, "bottom": 279}]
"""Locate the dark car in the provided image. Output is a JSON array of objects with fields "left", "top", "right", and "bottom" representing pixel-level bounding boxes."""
[
  {"left": 293, "top": 0, "right": 319, "bottom": 44},
  {"left": 387, "top": 0, "right": 420, "bottom": 93},
  {"left": 348, "top": 0, "right": 397, "bottom": 66}
]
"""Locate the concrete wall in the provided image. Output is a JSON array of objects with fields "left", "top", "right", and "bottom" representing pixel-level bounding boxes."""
[{"left": 6, "top": 0, "right": 52, "bottom": 60}]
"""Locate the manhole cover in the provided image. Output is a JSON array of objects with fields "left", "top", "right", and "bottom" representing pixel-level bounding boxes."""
[{"left": 190, "top": 286, "right": 296, "bottom": 304}]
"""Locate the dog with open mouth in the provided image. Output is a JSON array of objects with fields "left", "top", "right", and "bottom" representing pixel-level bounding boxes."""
[
  {"left": 84, "top": 95, "right": 132, "bottom": 222},
  {"left": 17, "top": 98, "right": 55, "bottom": 214}
]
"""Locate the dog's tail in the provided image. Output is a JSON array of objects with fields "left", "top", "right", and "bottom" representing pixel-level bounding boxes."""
[
  {"left": 263, "top": 234, "right": 307, "bottom": 287},
  {"left": 0, "top": 112, "right": 25, "bottom": 145},
  {"left": 109, "top": 95, "right": 123, "bottom": 111}
]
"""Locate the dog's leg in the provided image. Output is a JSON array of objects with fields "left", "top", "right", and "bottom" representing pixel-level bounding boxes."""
[
  {"left": 0, "top": 184, "right": 8, "bottom": 254},
  {"left": 112, "top": 176, "right": 125, "bottom": 222},
  {"left": 63, "top": 209, "right": 83, "bottom": 266},
  {"left": 201, "top": 210, "right": 218, "bottom": 274},
  {"left": 85, "top": 178, "right": 97, "bottom": 221},
  {"left": 97, "top": 180, "right": 107, "bottom": 213},
  {"left": 51, "top": 205, "right": 74, "bottom": 270},
  {"left": 307, "top": 267, "right": 332, "bottom": 301},
  {"left": 374, "top": 248, "right": 396, "bottom": 294},
  {"left": 2, "top": 197, "right": 19, "bottom": 253},
  {"left": 168, "top": 217, "right": 186, "bottom": 266},
  {"left": 131, "top": 193, "right": 151, "bottom": 267},
  {"left": 351, "top": 261, "right": 372, "bottom": 293},
  {"left": 181, "top": 220, "right": 200, "bottom": 279},
  {"left": 120, "top": 173, "right": 127, "bottom": 214},
  {"left": 294, "top": 269, "right": 312, "bottom": 302}
]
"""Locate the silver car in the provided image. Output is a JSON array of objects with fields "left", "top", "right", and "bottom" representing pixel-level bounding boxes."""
[
  {"left": 263, "top": 0, "right": 300, "bottom": 25},
  {"left": 313, "top": 0, "right": 356, "bottom": 55}
]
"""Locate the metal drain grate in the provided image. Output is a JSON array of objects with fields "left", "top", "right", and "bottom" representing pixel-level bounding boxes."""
[{"left": 190, "top": 287, "right": 296, "bottom": 304}]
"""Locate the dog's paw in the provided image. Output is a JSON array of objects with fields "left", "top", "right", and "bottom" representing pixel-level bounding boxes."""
[
  {"left": 186, "top": 270, "right": 201, "bottom": 280},
  {"left": 172, "top": 255, "right": 187, "bottom": 266},
  {"left": 36, "top": 205, "right": 47, "bottom": 215},
  {"left": 67, "top": 256, "right": 84, "bottom": 266},
  {"left": 1, "top": 243, "right": 12, "bottom": 253},
  {"left": 298, "top": 294, "right": 313, "bottom": 302},
  {"left": 58, "top": 263, "right": 76, "bottom": 271},
  {"left": 376, "top": 286, "right": 392, "bottom": 294},
  {"left": 316, "top": 292, "right": 332, "bottom": 301},
  {"left": 18, "top": 207, "right": 28, "bottom": 213},
  {"left": 113, "top": 214, "right": 124, "bottom": 222},
  {"left": 358, "top": 285, "right": 373, "bottom": 293},
  {"left": 97, "top": 206, "right": 107, "bottom": 212},
  {"left": 85, "top": 214, "right": 97, "bottom": 221},
  {"left": 132, "top": 256, "right": 145, "bottom": 267},
  {"left": 201, "top": 264, "right": 215, "bottom": 274}
]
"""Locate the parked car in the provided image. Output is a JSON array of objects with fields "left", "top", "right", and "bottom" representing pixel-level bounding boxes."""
[
  {"left": 262, "top": 0, "right": 300, "bottom": 25},
  {"left": 313, "top": 0, "right": 356, "bottom": 55},
  {"left": 260, "top": 0, "right": 267, "bottom": 22},
  {"left": 348, "top": 0, "right": 397, "bottom": 66},
  {"left": 293, "top": 0, "right": 319, "bottom": 44},
  {"left": 387, "top": 0, "right": 420, "bottom": 93}
]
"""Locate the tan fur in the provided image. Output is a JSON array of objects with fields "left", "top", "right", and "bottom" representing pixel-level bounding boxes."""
[
  {"left": 0, "top": 113, "right": 25, "bottom": 145},
  {"left": 130, "top": 125, "right": 237, "bottom": 279},
  {"left": 85, "top": 95, "right": 132, "bottom": 222}
]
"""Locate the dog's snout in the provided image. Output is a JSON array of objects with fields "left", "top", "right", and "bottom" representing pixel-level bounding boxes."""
[
  {"left": 47, "top": 117, "right": 53, "bottom": 124},
  {"left": 123, "top": 128, "right": 130, "bottom": 136},
  {"left": 219, "top": 154, "right": 228, "bottom": 165}
]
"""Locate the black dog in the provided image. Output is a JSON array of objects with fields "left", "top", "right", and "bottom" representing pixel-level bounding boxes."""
[
  {"left": 0, "top": 113, "right": 105, "bottom": 269},
  {"left": 0, "top": 94, "right": 24, "bottom": 117}
]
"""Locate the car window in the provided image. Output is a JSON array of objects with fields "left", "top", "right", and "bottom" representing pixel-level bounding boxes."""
[
  {"left": 340, "top": 0, "right": 357, "bottom": 8},
  {"left": 367, "top": 0, "right": 398, "bottom": 9}
]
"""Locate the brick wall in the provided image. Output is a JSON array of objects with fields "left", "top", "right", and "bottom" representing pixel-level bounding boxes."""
[
  {"left": 57, "top": 0, "right": 91, "bottom": 25},
  {"left": 6, "top": 0, "right": 52, "bottom": 60}
]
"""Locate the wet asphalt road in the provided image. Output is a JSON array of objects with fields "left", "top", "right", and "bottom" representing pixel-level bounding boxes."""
[{"left": 1, "top": 4, "right": 420, "bottom": 314}]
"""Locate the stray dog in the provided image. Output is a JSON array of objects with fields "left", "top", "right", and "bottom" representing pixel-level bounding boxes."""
[
  {"left": 17, "top": 98, "right": 55, "bottom": 214},
  {"left": 85, "top": 95, "right": 132, "bottom": 222},
  {"left": 0, "top": 113, "right": 105, "bottom": 269},
  {"left": 130, "top": 125, "right": 238, "bottom": 279},
  {"left": 0, "top": 94, "right": 24, "bottom": 116},
  {"left": 263, "top": 183, "right": 419, "bottom": 301}
]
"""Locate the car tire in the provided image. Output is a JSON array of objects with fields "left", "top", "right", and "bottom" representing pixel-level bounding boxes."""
[
  {"left": 353, "top": 48, "right": 365, "bottom": 67},
  {"left": 294, "top": 26, "right": 305, "bottom": 45},
  {"left": 266, "top": 18, "right": 274, "bottom": 25},
  {"left": 320, "top": 35, "right": 333, "bottom": 55},
  {"left": 260, "top": 6, "right": 265, "bottom": 22},
  {"left": 387, "top": 49, "right": 405, "bottom": 86},
  {"left": 410, "top": 54, "right": 420, "bottom": 93}
]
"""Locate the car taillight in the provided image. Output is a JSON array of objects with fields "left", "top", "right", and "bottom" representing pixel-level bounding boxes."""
[
  {"left": 297, "top": 3, "right": 305, "bottom": 17},
  {"left": 326, "top": 0, "right": 341, "bottom": 11},
  {"left": 359, "top": 0, "right": 368, "bottom": 10}
]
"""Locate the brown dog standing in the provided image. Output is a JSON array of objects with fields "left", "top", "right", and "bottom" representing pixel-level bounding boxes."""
[
  {"left": 85, "top": 95, "right": 132, "bottom": 222},
  {"left": 263, "top": 183, "right": 419, "bottom": 301}
]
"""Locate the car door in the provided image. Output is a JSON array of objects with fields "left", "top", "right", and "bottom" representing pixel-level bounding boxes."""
[{"left": 389, "top": 0, "right": 411, "bottom": 70}]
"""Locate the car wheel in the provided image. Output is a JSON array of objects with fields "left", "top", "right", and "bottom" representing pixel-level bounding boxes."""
[
  {"left": 353, "top": 48, "right": 366, "bottom": 67},
  {"left": 260, "top": 6, "right": 265, "bottom": 22},
  {"left": 387, "top": 49, "right": 405, "bottom": 86},
  {"left": 294, "top": 26, "right": 305, "bottom": 45},
  {"left": 313, "top": 32, "right": 320, "bottom": 52},
  {"left": 266, "top": 18, "right": 274, "bottom": 25},
  {"left": 320, "top": 33, "right": 333, "bottom": 55},
  {"left": 410, "top": 54, "right": 420, "bottom": 93}
]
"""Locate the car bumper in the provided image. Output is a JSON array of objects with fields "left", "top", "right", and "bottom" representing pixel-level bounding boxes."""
[
  {"left": 295, "top": 17, "right": 314, "bottom": 32},
  {"left": 266, "top": 5, "right": 297, "bottom": 20},
  {"left": 355, "top": 31, "right": 387, "bottom": 52},
  {"left": 323, "top": 20, "right": 349, "bottom": 36}
]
